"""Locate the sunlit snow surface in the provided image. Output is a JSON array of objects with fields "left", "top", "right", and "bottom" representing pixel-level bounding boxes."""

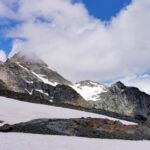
[
  {"left": 0, "top": 133, "right": 149, "bottom": 150},
  {"left": 72, "top": 81, "right": 107, "bottom": 101},
  {"left": 0, "top": 96, "right": 136, "bottom": 125}
]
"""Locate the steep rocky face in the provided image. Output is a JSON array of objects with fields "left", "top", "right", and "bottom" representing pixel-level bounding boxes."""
[
  {"left": 0, "top": 52, "right": 85, "bottom": 107},
  {"left": 6, "top": 52, "right": 72, "bottom": 86},
  {"left": 29, "top": 83, "right": 87, "bottom": 106},
  {"left": 89, "top": 82, "right": 150, "bottom": 119},
  {"left": 0, "top": 80, "right": 8, "bottom": 90},
  {"left": 0, "top": 61, "right": 18, "bottom": 91}
]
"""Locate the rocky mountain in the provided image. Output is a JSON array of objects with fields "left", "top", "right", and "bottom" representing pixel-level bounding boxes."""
[
  {"left": 1, "top": 51, "right": 150, "bottom": 122},
  {"left": 71, "top": 80, "right": 150, "bottom": 120},
  {"left": 88, "top": 82, "right": 150, "bottom": 120},
  {"left": 0, "top": 52, "right": 86, "bottom": 107}
]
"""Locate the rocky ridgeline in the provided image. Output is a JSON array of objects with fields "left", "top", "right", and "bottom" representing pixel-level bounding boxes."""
[{"left": 89, "top": 82, "right": 150, "bottom": 120}]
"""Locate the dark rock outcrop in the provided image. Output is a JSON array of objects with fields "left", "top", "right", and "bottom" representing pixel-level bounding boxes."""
[
  {"left": 0, "top": 120, "right": 3, "bottom": 123},
  {"left": 0, "top": 80, "right": 8, "bottom": 90},
  {"left": 0, "top": 124, "right": 12, "bottom": 132},
  {"left": 2, "top": 118, "right": 150, "bottom": 140},
  {"left": 30, "top": 83, "right": 87, "bottom": 106}
]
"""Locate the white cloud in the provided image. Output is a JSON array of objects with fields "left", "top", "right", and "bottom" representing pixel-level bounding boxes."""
[
  {"left": 1, "top": 0, "right": 150, "bottom": 82},
  {"left": 0, "top": 50, "right": 7, "bottom": 62},
  {"left": 0, "top": 0, "right": 18, "bottom": 19},
  {"left": 121, "top": 74, "right": 150, "bottom": 95},
  {"left": 8, "top": 39, "right": 25, "bottom": 58}
]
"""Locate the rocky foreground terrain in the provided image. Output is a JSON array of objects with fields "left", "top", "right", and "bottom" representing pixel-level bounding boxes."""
[{"left": 1, "top": 118, "right": 150, "bottom": 140}]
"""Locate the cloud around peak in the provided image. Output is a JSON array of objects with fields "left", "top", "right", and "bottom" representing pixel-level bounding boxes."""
[{"left": 121, "top": 74, "right": 150, "bottom": 95}]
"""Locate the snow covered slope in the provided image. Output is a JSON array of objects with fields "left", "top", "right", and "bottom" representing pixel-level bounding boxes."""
[
  {"left": 72, "top": 80, "right": 107, "bottom": 101},
  {"left": 0, "top": 96, "right": 136, "bottom": 125},
  {"left": 0, "top": 133, "right": 149, "bottom": 150}
]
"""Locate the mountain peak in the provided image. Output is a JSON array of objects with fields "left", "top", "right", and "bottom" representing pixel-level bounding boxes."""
[
  {"left": 76, "top": 80, "right": 103, "bottom": 87},
  {"left": 111, "top": 81, "right": 126, "bottom": 90},
  {"left": 7, "top": 51, "right": 48, "bottom": 67}
]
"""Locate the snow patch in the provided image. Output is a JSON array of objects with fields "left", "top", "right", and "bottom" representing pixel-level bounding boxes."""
[
  {"left": 16, "top": 62, "right": 29, "bottom": 72},
  {"left": 72, "top": 81, "right": 107, "bottom": 101},
  {"left": 24, "top": 80, "right": 34, "bottom": 84},
  {"left": 25, "top": 88, "right": 33, "bottom": 95},
  {"left": 35, "top": 89, "right": 49, "bottom": 96},
  {"left": 32, "top": 72, "right": 58, "bottom": 86}
]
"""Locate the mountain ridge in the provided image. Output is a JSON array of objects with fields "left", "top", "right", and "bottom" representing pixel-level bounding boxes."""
[{"left": 1, "top": 51, "right": 150, "bottom": 122}]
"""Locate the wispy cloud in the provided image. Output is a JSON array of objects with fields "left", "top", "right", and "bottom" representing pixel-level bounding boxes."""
[
  {"left": 0, "top": 49, "right": 6, "bottom": 62},
  {"left": 121, "top": 74, "right": 150, "bottom": 94}
]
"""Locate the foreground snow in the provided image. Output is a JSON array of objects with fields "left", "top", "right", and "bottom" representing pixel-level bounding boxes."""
[
  {"left": 0, "top": 133, "right": 149, "bottom": 150},
  {"left": 0, "top": 96, "right": 136, "bottom": 125}
]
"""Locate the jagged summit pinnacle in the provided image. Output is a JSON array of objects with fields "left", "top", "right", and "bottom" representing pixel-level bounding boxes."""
[
  {"left": 7, "top": 51, "right": 48, "bottom": 67},
  {"left": 111, "top": 81, "right": 126, "bottom": 89}
]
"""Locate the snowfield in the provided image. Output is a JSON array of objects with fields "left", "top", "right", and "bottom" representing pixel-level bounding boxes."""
[
  {"left": 0, "top": 133, "right": 150, "bottom": 150},
  {"left": 0, "top": 96, "right": 136, "bottom": 125}
]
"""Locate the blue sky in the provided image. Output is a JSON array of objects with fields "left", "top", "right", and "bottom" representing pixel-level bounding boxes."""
[
  {"left": 0, "top": 20, "right": 18, "bottom": 54},
  {"left": 76, "top": 0, "right": 132, "bottom": 21}
]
